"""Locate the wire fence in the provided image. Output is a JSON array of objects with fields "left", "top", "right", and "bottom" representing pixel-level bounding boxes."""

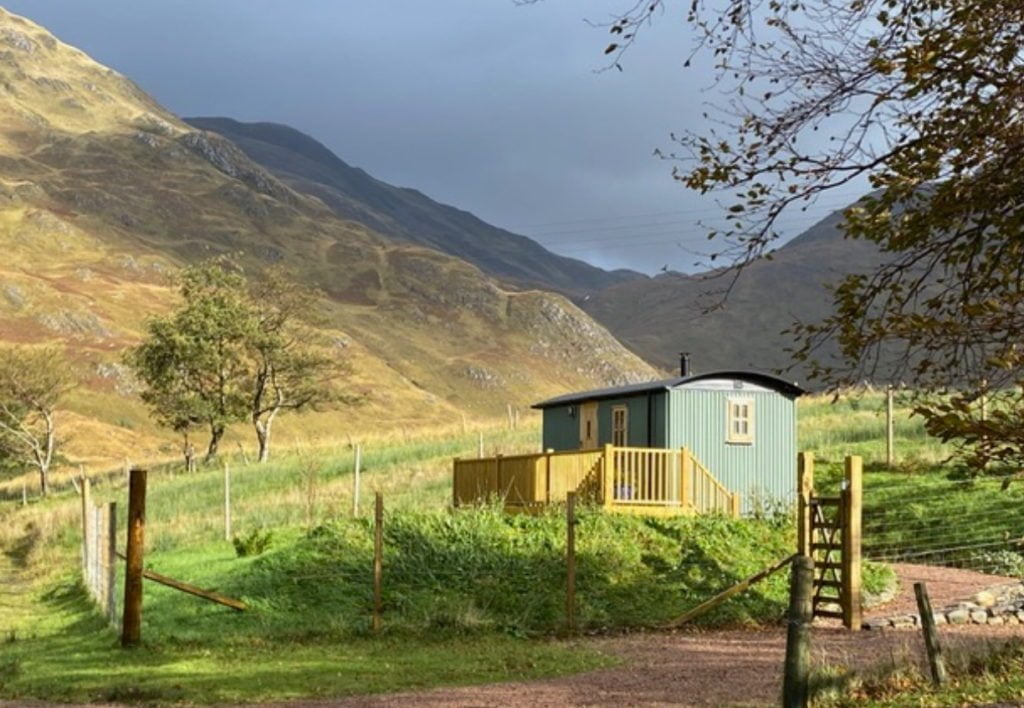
[
  {"left": 80, "top": 479, "right": 118, "bottom": 624},
  {"left": 863, "top": 470, "right": 1024, "bottom": 576}
]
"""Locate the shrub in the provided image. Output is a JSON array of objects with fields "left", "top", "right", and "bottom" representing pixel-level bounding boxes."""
[{"left": 233, "top": 528, "right": 273, "bottom": 557}]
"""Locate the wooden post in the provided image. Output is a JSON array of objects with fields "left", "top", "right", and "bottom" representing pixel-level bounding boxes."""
[
  {"left": 841, "top": 455, "right": 863, "bottom": 631},
  {"left": 373, "top": 491, "right": 383, "bottom": 634},
  {"left": 602, "top": 444, "right": 614, "bottom": 508},
  {"left": 783, "top": 555, "right": 814, "bottom": 708},
  {"left": 680, "top": 447, "right": 692, "bottom": 508},
  {"left": 104, "top": 501, "right": 117, "bottom": 623},
  {"left": 914, "top": 582, "right": 948, "bottom": 686},
  {"left": 353, "top": 444, "right": 362, "bottom": 517},
  {"left": 545, "top": 450, "right": 553, "bottom": 504},
  {"left": 886, "top": 385, "right": 895, "bottom": 467},
  {"left": 121, "top": 468, "right": 147, "bottom": 647},
  {"left": 797, "top": 452, "right": 814, "bottom": 557},
  {"left": 507, "top": 403, "right": 513, "bottom": 430},
  {"left": 91, "top": 504, "right": 101, "bottom": 600},
  {"left": 223, "top": 462, "right": 232, "bottom": 541},
  {"left": 566, "top": 491, "right": 577, "bottom": 633},
  {"left": 80, "top": 476, "right": 91, "bottom": 582},
  {"left": 478, "top": 431, "right": 484, "bottom": 458},
  {"left": 731, "top": 492, "right": 741, "bottom": 518}
]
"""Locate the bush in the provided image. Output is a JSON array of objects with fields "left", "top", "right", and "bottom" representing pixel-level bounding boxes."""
[{"left": 233, "top": 528, "right": 273, "bottom": 557}]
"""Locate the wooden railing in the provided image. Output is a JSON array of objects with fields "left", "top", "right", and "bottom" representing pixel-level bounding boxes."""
[{"left": 454, "top": 445, "right": 739, "bottom": 517}]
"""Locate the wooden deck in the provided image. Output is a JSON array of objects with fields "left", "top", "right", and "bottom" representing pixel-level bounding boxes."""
[{"left": 452, "top": 444, "right": 740, "bottom": 517}]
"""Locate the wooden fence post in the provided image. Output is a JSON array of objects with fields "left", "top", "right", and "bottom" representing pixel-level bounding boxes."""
[
  {"left": 104, "top": 501, "right": 117, "bottom": 623},
  {"left": 80, "top": 476, "right": 91, "bottom": 582},
  {"left": 914, "top": 582, "right": 948, "bottom": 686},
  {"left": 602, "top": 444, "right": 614, "bottom": 508},
  {"left": 373, "top": 491, "right": 383, "bottom": 634},
  {"left": 680, "top": 447, "right": 692, "bottom": 508},
  {"left": 478, "top": 431, "right": 484, "bottom": 459},
  {"left": 353, "top": 444, "right": 362, "bottom": 518},
  {"left": 886, "top": 386, "right": 895, "bottom": 467},
  {"left": 797, "top": 452, "right": 814, "bottom": 557},
  {"left": 91, "top": 503, "right": 101, "bottom": 601},
  {"left": 121, "top": 468, "right": 147, "bottom": 647},
  {"left": 841, "top": 455, "right": 863, "bottom": 631},
  {"left": 223, "top": 462, "right": 232, "bottom": 541},
  {"left": 731, "top": 492, "right": 741, "bottom": 518},
  {"left": 783, "top": 555, "right": 814, "bottom": 708},
  {"left": 566, "top": 491, "right": 577, "bottom": 634}
]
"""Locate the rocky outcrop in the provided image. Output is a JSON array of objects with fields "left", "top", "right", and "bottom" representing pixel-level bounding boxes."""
[{"left": 864, "top": 582, "right": 1024, "bottom": 630}]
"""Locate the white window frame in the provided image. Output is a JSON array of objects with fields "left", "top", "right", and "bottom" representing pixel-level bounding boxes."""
[
  {"left": 727, "top": 397, "right": 754, "bottom": 444},
  {"left": 612, "top": 405, "right": 629, "bottom": 447}
]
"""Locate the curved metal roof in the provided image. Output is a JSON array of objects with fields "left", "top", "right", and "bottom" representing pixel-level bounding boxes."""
[{"left": 532, "top": 370, "right": 805, "bottom": 409}]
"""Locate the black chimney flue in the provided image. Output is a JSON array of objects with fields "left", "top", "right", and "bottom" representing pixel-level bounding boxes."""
[{"left": 680, "top": 352, "right": 690, "bottom": 377}]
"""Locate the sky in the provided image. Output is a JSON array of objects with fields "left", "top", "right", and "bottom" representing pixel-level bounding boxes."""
[{"left": 6, "top": 0, "right": 866, "bottom": 274}]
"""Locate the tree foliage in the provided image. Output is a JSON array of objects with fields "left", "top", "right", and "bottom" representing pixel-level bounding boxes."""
[
  {"left": 129, "top": 260, "right": 345, "bottom": 463},
  {"left": 601, "top": 0, "right": 1024, "bottom": 469},
  {"left": 0, "top": 346, "right": 74, "bottom": 495}
]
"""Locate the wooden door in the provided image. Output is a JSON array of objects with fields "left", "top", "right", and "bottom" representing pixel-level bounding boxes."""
[{"left": 579, "top": 402, "right": 598, "bottom": 449}]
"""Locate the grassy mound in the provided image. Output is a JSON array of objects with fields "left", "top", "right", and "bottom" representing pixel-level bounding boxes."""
[{"left": 234, "top": 505, "right": 798, "bottom": 637}]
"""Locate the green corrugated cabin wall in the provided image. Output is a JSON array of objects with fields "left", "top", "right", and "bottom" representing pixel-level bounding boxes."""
[{"left": 667, "top": 388, "right": 797, "bottom": 514}]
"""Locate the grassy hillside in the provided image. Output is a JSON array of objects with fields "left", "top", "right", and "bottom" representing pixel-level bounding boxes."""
[
  {"left": 184, "top": 117, "right": 642, "bottom": 295},
  {"left": 0, "top": 8, "right": 657, "bottom": 478}
]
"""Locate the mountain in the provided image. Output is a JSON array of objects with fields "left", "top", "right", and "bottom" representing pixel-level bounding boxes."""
[
  {"left": 579, "top": 207, "right": 886, "bottom": 382},
  {"left": 0, "top": 8, "right": 656, "bottom": 470},
  {"left": 183, "top": 117, "right": 641, "bottom": 295}
]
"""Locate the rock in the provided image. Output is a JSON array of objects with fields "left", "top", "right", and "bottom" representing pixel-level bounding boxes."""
[
  {"left": 933, "top": 613, "right": 947, "bottom": 625},
  {"left": 863, "top": 618, "right": 890, "bottom": 631},
  {"left": 1006, "top": 615, "right": 1020, "bottom": 625},
  {"left": 974, "top": 590, "right": 997, "bottom": 607},
  {"left": 1017, "top": 610, "right": 1024, "bottom": 622},
  {"left": 992, "top": 603, "right": 1016, "bottom": 616},
  {"left": 891, "top": 614, "right": 918, "bottom": 629},
  {"left": 970, "top": 610, "right": 989, "bottom": 624},
  {"left": 948, "top": 609, "right": 970, "bottom": 624},
  {"left": 989, "top": 615, "right": 1005, "bottom": 626}
]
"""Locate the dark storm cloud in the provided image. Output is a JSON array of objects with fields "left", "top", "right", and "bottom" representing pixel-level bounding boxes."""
[{"left": 3, "top": 0, "right": 862, "bottom": 273}]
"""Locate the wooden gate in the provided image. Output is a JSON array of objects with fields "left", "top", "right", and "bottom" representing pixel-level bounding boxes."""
[{"left": 797, "top": 453, "right": 862, "bottom": 630}]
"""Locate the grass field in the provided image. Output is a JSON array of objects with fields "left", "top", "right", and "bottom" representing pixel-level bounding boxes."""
[{"left": 1, "top": 391, "right": 1019, "bottom": 704}]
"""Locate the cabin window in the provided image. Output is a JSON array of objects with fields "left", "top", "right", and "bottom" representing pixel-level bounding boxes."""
[
  {"left": 612, "top": 406, "right": 628, "bottom": 446},
  {"left": 727, "top": 398, "right": 754, "bottom": 444}
]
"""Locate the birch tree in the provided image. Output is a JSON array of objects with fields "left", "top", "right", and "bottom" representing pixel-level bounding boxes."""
[{"left": 0, "top": 346, "right": 74, "bottom": 495}]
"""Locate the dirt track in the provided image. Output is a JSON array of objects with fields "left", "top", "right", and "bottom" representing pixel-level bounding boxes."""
[{"left": 281, "top": 564, "right": 1023, "bottom": 707}]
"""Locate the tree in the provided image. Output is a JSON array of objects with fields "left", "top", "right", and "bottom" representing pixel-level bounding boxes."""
[
  {"left": 247, "top": 269, "right": 345, "bottom": 462},
  {"left": 129, "top": 260, "right": 346, "bottom": 463},
  {"left": 129, "top": 261, "right": 255, "bottom": 461},
  {"left": 598, "top": 0, "right": 1024, "bottom": 468},
  {"left": 0, "top": 346, "right": 75, "bottom": 496}
]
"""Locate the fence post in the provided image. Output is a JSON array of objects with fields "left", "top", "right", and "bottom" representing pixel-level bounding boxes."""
[
  {"left": 783, "top": 555, "right": 814, "bottom": 708},
  {"left": 91, "top": 504, "right": 101, "bottom": 601},
  {"left": 353, "top": 444, "right": 362, "bottom": 517},
  {"left": 545, "top": 450, "right": 553, "bottom": 504},
  {"left": 373, "top": 491, "right": 383, "bottom": 634},
  {"left": 886, "top": 386, "right": 895, "bottom": 467},
  {"left": 80, "top": 476, "right": 91, "bottom": 582},
  {"left": 731, "top": 492, "right": 741, "bottom": 518},
  {"left": 680, "top": 447, "right": 692, "bottom": 508},
  {"left": 478, "top": 431, "right": 484, "bottom": 458},
  {"left": 104, "top": 501, "right": 117, "bottom": 623},
  {"left": 223, "top": 462, "right": 232, "bottom": 541},
  {"left": 841, "top": 455, "right": 863, "bottom": 631},
  {"left": 602, "top": 444, "right": 614, "bottom": 508},
  {"left": 566, "top": 491, "right": 577, "bottom": 634},
  {"left": 797, "top": 452, "right": 814, "bottom": 557},
  {"left": 121, "top": 468, "right": 147, "bottom": 647},
  {"left": 914, "top": 582, "right": 948, "bottom": 686}
]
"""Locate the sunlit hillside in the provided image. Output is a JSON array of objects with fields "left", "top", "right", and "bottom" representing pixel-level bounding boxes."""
[{"left": 0, "top": 7, "right": 657, "bottom": 479}]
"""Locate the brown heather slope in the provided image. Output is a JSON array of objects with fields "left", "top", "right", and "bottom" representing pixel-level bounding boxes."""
[{"left": 0, "top": 8, "right": 656, "bottom": 475}]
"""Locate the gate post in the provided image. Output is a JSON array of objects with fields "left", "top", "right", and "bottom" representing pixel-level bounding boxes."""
[
  {"left": 841, "top": 455, "right": 863, "bottom": 630},
  {"left": 797, "top": 452, "right": 814, "bottom": 557}
]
